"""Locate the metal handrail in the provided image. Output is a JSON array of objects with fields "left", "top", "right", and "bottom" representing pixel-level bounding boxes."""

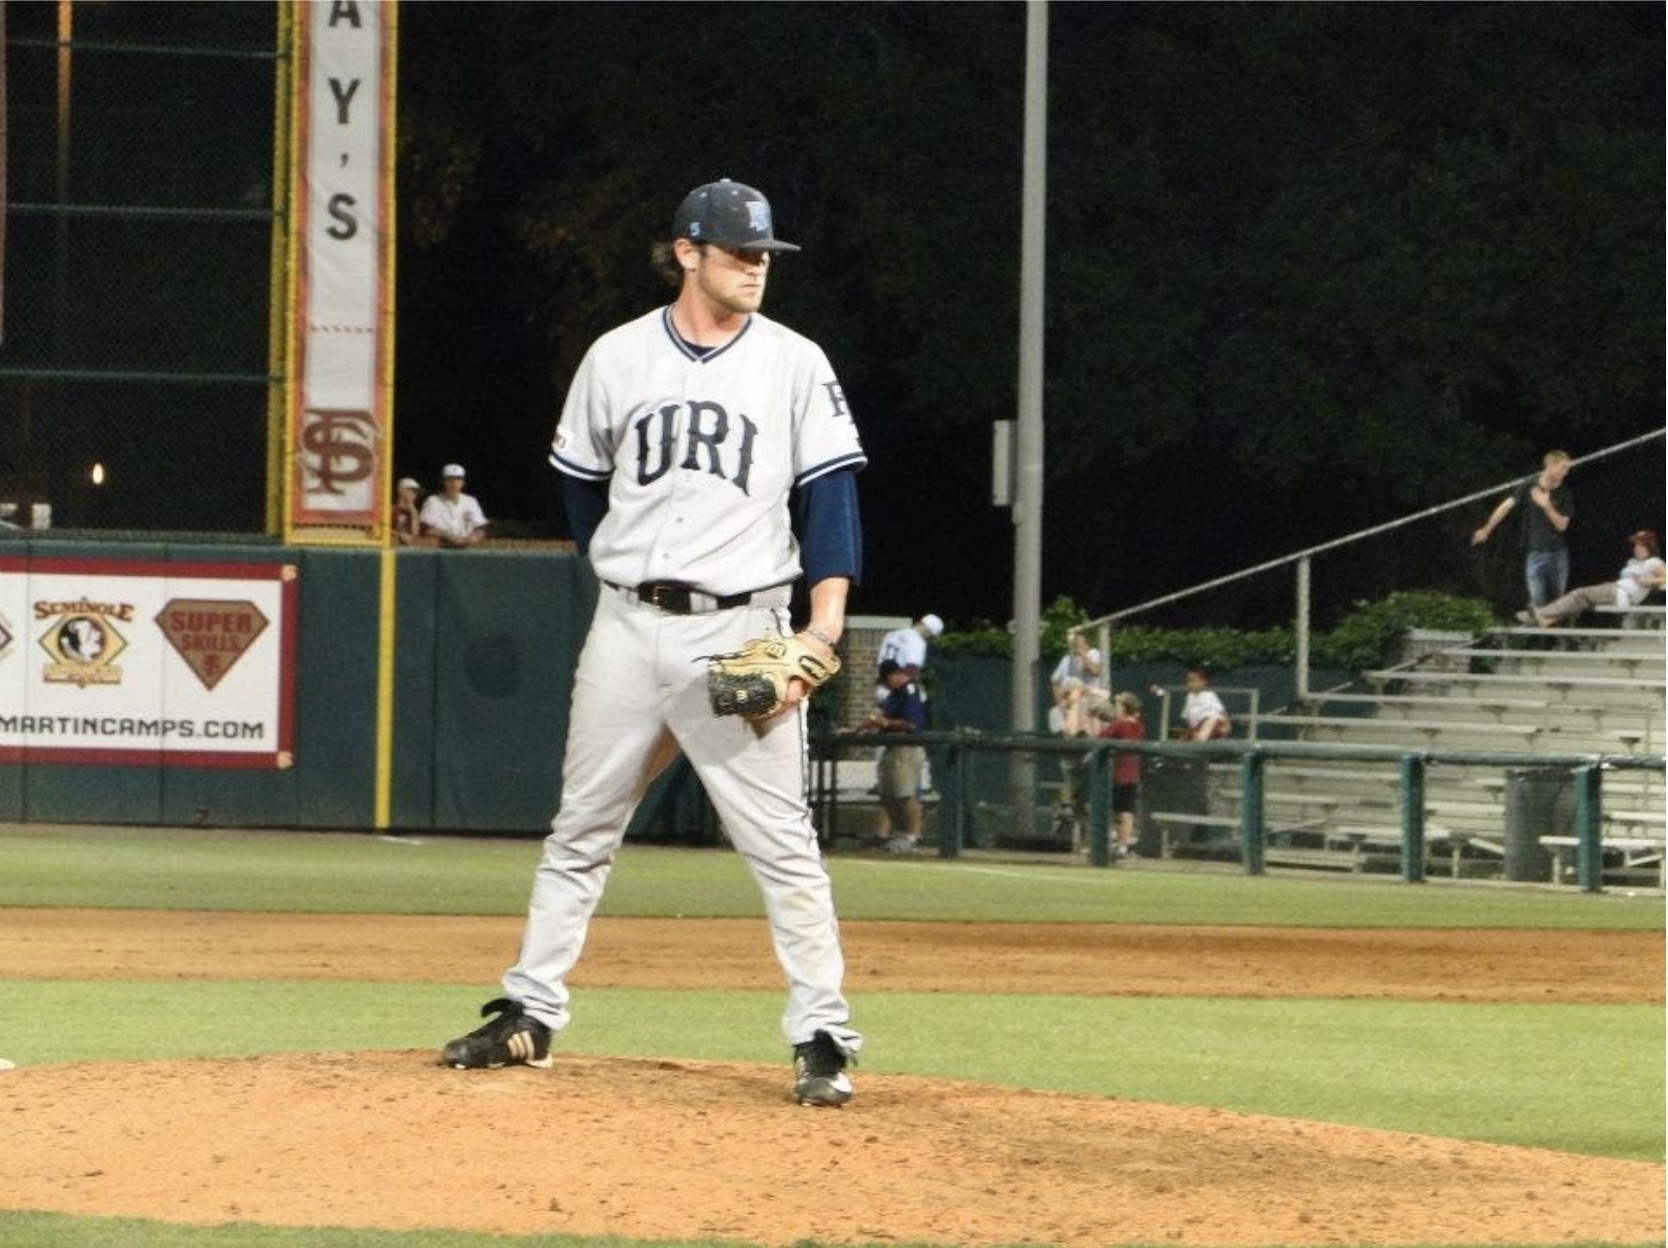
[
  {"left": 809, "top": 728, "right": 1664, "bottom": 892},
  {"left": 1089, "top": 427, "right": 1665, "bottom": 628}
]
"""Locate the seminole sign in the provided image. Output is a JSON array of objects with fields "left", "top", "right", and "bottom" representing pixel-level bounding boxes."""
[{"left": 0, "top": 559, "right": 297, "bottom": 768}]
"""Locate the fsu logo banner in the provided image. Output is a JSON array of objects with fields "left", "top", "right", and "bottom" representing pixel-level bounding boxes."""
[{"left": 288, "top": 0, "right": 397, "bottom": 536}]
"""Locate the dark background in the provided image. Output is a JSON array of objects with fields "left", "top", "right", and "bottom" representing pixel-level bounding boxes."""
[
  {"left": 392, "top": 2, "right": 1663, "bottom": 628},
  {"left": 4, "top": 2, "right": 1662, "bottom": 629}
]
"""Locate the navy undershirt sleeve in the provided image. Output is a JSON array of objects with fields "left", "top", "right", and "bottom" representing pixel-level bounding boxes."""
[
  {"left": 793, "top": 467, "right": 863, "bottom": 587},
  {"left": 562, "top": 475, "right": 610, "bottom": 556}
]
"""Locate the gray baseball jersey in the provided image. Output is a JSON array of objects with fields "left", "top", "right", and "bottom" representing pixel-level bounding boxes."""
[
  {"left": 552, "top": 307, "right": 865, "bottom": 595},
  {"left": 505, "top": 302, "right": 866, "bottom": 1058}
]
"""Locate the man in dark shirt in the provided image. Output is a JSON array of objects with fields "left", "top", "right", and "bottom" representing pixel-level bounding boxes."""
[{"left": 1471, "top": 450, "right": 1574, "bottom": 609}]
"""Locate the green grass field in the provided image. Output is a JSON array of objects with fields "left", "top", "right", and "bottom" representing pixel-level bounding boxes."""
[{"left": 0, "top": 826, "right": 1661, "bottom": 1248}]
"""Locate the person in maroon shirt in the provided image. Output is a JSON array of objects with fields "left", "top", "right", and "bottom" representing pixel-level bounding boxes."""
[{"left": 1095, "top": 691, "right": 1146, "bottom": 861}]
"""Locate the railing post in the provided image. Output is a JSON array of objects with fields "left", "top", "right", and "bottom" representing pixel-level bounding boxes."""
[
  {"left": 1086, "top": 743, "right": 1111, "bottom": 867},
  {"left": 1239, "top": 749, "right": 1266, "bottom": 875},
  {"left": 1573, "top": 763, "right": 1602, "bottom": 893},
  {"left": 1296, "top": 555, "right": 1311, "bottom": 702},
  {"left": 941, "top": 736, "right": 966, "bottom": 859},
  {"left": 1399, "top": 754, "right": 1426, "bottom": 883}
]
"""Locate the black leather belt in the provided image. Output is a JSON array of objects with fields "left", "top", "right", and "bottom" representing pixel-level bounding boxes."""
[{"left": 618, "top": 582, "right": 755, "bottom": 615}]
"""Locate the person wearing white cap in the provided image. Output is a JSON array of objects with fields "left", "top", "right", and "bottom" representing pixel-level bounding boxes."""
[
  {"left": 872, "top": 613, "right": 945, "bottom": 800},
  {"left": 875, "top": 613, "right": 943, "bottom": 691},
  {"left": 392, "top": 476, "right": 424, "bottom": 546},
  {"left": 419, "top": 463, "right": 488, "bottom": 548}
]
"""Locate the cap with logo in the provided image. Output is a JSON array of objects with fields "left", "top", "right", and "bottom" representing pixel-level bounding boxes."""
[
  {"left": 672, "top": 179, "right": 800, "bottom": 252},
  {"left": 441, "top": 464, "right": 466, "bottom": 479}
]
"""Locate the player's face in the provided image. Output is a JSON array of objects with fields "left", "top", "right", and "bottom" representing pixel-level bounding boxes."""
[{"left": 694, "top": 243, "right": 772, "bottom": 315}]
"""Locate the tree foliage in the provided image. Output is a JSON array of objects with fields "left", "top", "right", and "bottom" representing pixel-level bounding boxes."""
[
  {"left": 395, "top": 3, "right": 1663, "bottom": 622},
  {"left": 934, "top": 589, "right": 1499, "bottom": 673}
]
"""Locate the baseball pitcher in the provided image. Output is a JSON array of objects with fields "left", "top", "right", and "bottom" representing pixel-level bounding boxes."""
[{"left": 441, "top": 179, "right": 865, "bottom": 1107}]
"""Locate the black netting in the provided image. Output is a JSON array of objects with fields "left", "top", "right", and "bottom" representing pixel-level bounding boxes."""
[{"left": 2, "top": 1, "right": 278, "bottom": 535}]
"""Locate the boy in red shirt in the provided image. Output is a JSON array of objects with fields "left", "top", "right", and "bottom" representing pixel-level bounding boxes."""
[{"left": 1096, "top": 692, "right": 1146, "bottom": 860}]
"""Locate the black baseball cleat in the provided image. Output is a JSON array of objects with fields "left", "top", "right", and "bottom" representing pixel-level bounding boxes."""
[
  {"left": 792, "top": 1030, "right": 854, "bottom": 1107},
  {"left": 441, "top": 997, "right": 553, "bottom": 1069}
]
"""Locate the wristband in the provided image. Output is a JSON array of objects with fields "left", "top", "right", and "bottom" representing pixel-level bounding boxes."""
[{"left": 802, "top": 624, "right": 839, "bottom": 649}]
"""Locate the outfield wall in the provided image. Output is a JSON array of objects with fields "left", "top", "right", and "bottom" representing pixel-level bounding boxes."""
[
  {"left": 0, "top": 542, "right": 596, "bottom": 833},
  {"left": 1, "top": 541, "right": 1356, "bottom": 840}
]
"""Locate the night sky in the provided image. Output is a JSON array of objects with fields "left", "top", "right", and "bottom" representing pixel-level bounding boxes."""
[
  {"left": 390, "top": 3, "right": 1662, "bottom": 630},
  {"left": 5, "top": 2, "right": 1661, "bottom": 630}
]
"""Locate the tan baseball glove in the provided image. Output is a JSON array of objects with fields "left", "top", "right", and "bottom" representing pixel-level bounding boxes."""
[{"left": 706, "top": 634, "right": 841, "bottom": 720}]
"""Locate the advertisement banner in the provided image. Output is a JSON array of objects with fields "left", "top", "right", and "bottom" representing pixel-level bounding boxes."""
[
  {"left": 288, "top": 0, "right": 395, "bottom": 534},
  {"left": 0, "top": 559, "right": 298, "bottom": 768}
]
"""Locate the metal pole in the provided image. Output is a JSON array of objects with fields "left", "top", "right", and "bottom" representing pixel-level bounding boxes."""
[
  {"left": 1573, "top": 764, "right": 1603, "bottom": 893},
  {"left": 1010, "top": 0, "right": 1047, "bottom": 734},
  {"left": 1239, "top": 750, "right": 1267, "bottom": 875},
  {"left": 943, "top": 738, "right": 967, "bottom": 859},
  {"left": 1005, "top": 1, "right": 1048, "bottom": 847},
  {"left": 1295, "top": 555, "right": 1311, "bottom": 701},
  {"left": 1086, "top": 745, "right": 1110, "bottom": 867},
  {"left": 1399, "top": 754, "right": 1426, "bottom": 883},
  {"left": 51, "top": 0, "right": 73, "bottom": 523}
]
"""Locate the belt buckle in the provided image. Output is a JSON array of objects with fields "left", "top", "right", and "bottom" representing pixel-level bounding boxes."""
[{"left": 643, "top": 583, "right": 692, "bottom": 614}]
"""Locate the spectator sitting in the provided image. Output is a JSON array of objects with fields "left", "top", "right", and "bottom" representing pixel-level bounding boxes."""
[
  {"left": 1519, "top": 530, "right": 1666, "bottom": 628},
  {"left": 1048, "top": 628, "right": 1109, "bottom": 738},
  {"left": 419, "top": 463, "right": 488, "bottom": 548},
  {"left": 393, "top": 477, "right": 423, "bottom": 546},
  {"left": 1177, "top": 666, "right": 1230, "bottom": 741}
]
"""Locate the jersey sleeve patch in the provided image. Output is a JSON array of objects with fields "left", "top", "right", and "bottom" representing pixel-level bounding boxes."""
[
  {"left": 794, "top": 451, "right": 867, "bottom": 488},
  {"left": 549, "top": 441, "right": 613, "bottom": 481}
]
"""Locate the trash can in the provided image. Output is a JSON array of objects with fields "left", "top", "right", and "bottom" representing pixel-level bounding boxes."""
[
  {"left": 1503, "top": 767, "right": 1574, "bottom": 882},
  {"left": 1137, "top": 755, "right": 1209, "bottom": 858}
]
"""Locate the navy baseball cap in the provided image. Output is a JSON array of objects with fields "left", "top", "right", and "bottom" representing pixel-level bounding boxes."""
[{"left": 673, "top": 179, "right": 800, "bottom": 252}]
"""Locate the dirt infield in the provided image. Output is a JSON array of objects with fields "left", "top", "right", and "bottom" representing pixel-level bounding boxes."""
[{"left": 0, "top": 909, "right": 1662, "bottom": 1246}]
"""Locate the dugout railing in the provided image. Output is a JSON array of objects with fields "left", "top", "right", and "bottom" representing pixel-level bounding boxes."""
[{"left": 807, "top": 729, "right": 1665, "bottom": 894}]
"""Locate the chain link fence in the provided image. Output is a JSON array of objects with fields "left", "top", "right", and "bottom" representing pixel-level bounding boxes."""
[{"left": 2, "top": 1, "right": 279, "bottom": 536}]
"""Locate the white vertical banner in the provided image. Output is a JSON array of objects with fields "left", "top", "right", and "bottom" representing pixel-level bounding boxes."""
[{"left": 288, "top": 0, "right": 396, "bottom": 534}]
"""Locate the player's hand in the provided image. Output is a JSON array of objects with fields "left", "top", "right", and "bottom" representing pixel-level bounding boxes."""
[{"left": 779, "top": 630, "right": 837, "bottom": 712}]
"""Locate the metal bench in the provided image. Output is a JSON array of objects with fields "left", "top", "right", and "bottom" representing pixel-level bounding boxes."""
[
  {"left": 1325, "top": 822, "right": 1495, "bottom": 879},
  {"left": 1363, "top": 669, "right": 1666, "bottom": 702},
  {"left": 1449, "top": 648, "right": 1660, "bottom": 675},
  {"left": 1538, "top": 835, "right": 1665, "bottom": 886},
  {"left": 1301, "top": 692, "right": 1606, "bottom": 723},
  {"left": 1267, "top": 714, "right": 1543, "bottom": 747},
  {"left": 1145, "top": 810, "right": 1324, "bottom": 859}
]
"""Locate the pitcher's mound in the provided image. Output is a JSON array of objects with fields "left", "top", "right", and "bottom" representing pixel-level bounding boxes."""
[{"left": 1, "top": 1051, "right": 1660, "bottom": 1246}]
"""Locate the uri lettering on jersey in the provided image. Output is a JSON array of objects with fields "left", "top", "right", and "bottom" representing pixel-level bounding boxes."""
[{"left": 635, "top": 400, "right": 759, "bottom": 495}]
